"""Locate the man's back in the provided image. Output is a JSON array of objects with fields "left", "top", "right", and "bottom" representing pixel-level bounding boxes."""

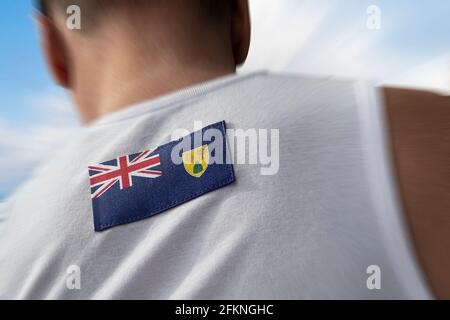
[{"left": 0, "top": 72, "right": 431, "bottom": 299}]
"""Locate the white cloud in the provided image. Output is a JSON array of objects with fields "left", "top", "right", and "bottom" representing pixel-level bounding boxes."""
[
  {"left": 0, "top": 92, "right": 79, "bottom": 199},
  {"left": 384, "top": 54, "right": 450, "bottom": 94},
  {"left": 243, "top": 0, "right": 449, "bottom": 93},
  {"left": 243, "top": 0, "right": 332, "bottom": 72},
  {"left": 24, "top": 91, "right": 79, "bottom": 125}
]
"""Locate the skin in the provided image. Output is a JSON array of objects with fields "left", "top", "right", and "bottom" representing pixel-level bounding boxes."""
[
  {"left": 37, "top": 1, "right": 449, "bottom": 298},
  {"left": 383, "top": 88, "right": 450, "bottom": 299}
]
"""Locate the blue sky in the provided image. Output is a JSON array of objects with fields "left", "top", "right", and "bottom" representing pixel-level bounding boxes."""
[
  {"left": 0, "top": 0, "right": 449, "bottom": 200},
  {"left": 0, "top": 1, "right": 77, "bottom": 201},
  {"left": 0, "top": 1, "right": 62, "bottom": 124}
]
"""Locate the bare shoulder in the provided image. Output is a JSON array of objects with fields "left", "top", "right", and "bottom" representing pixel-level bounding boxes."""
[{"left": 382, "top": 87, "right": 450, "bottom": 299}]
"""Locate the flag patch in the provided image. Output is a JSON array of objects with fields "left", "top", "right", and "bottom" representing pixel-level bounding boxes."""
[{"left": 88, "top": 121, "right": 235, "bottom": 231}]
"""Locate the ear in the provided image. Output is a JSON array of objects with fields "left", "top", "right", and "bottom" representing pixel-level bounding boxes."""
[
  {"left": 230, "top": 0, "right": 251, "bottom": 66},
  {"left": 34, "top": 14, "right": 71, "bottom": 88}
]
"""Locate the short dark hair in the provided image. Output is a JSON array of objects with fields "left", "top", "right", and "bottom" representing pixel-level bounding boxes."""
[
  {"left": 35, "top": 0, "right": 47, "bottom": 15},
  {"left": 36, "top": 0, "right": 117, "bottom": 18},
  {"left": 35, "top": 0, "right": 230, "bottom": 22}
]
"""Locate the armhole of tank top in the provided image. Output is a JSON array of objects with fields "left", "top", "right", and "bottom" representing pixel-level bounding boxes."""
[{"left": 353, "top": 81, "right": 432, "bottom": 299}]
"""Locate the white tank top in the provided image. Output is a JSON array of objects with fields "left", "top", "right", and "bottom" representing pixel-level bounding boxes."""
[{"left": 0, "top": 72, "right": 431, "bottom": 299}]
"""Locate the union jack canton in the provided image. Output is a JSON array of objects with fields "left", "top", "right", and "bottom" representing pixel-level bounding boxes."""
[{"left": 88, "top": 150, "right": 162, "bottom": 200}]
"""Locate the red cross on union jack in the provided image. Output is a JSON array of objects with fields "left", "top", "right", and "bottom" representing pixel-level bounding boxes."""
[{"left": 88, "top": 149, "right": 162, "bottom": 199}]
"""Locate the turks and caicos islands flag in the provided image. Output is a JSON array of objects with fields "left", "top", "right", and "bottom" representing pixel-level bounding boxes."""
[{"left": 88, "top": 121, "right": 235, "bottom": 232}]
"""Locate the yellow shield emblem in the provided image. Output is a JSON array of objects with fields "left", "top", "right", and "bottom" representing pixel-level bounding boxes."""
[{"left": 182, "top": 145, "right": 209, "bottom": 177}]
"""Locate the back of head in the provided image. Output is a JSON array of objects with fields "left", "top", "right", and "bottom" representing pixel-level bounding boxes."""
[{"left": 34, "top": 0, "right": 251, "bottom": 122}]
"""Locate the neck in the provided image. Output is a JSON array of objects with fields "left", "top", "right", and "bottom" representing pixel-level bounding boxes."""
[
  {"left": 67, "top": 15, "right": 236, "bottom": 123},
  {"left": 75, "top": 64, "right": 235, "bottom": 124},
  {"left": 72, "top": 56, "right": 235, "bottom": 124}
]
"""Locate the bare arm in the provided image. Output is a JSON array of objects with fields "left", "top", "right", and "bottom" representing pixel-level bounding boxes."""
[{"left": 383, "top": 87, "right": 450, "bottom": 299}]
